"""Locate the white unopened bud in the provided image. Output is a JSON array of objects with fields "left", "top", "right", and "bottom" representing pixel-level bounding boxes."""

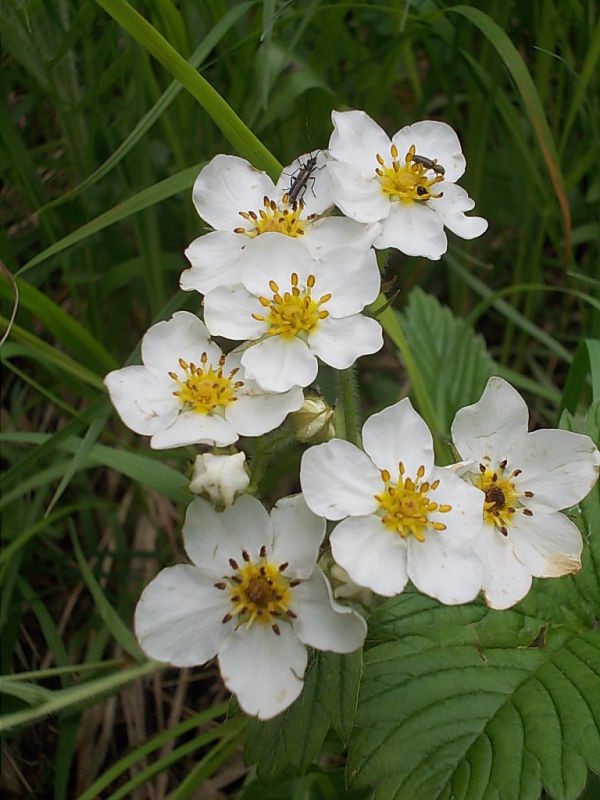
[
  {"left": 189, "top": 452, "right": 250, "bottom": 507},
  {"left": 330, "top": 565, "right": 373, "bottom": 604},
  {"left": 292, "top": 395, "right": 335, "bottom": 444}
]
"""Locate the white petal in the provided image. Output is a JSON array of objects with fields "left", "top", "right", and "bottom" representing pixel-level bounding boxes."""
[
  {"left": 302, "top": 217, "right": 381, "bottom": 257},
  {"left": 203, "top": 285, "right": 265, "bottom": 340},
  {"left": 328, "top": 161, "right": 390, "bottom": 223},
  {"left": 270, "top": 494, "right": 326, "bottom": 579},
  {"left": 226, "top": 384, "right": 303, "bottom": 436},
  {"left": 407, "top": 534, "right": 483, "bottom": 605},
  {"left": 426, "top": 465, "right": 485, "bottom": 543},
  {"left": 329, "top": 109, "right": 392, "bottom": 173},
  {"left": 241, "top": 336, "right": 317, "bottom": 392},
  {"left": 451, "top": 376, "right": 529, "bottom": 463},
  {"left": 375, "top": 201, "right": 447, "bottom": 259},
  {"left": 392, "top": 120, "right": 466, "bottom": 183},
  {"left": 300, "top": 439, "right": 381, "bottom": 519},
  {"left": 470, "top": 526, "right": 533, "bottom": 610},
  {"left": 192, "top": 154, "right": 275, "bottom": 231},
  {"left": 150, "top": 411, "right": 238, "bottom": 449},
  {"left": 181, "top": 231, "right": 244, "bottom": 294},
  {"left": 134, "top": 565, "right": 232, "bottom": 666},
  {"left": 104, "top": 366, "right": 178, "bottom": 435},
  {"left": 431, "top": 183, "right": 488, "bottom": 240},
  {"left": 218, "top": 623, "right": 307, "bottom": 719},
  {"left": 290, "top": 568, "right": 367, "bottom": 652},
  {"left": 141, "top": 311, "right": 221, "bottom": 372},
  {"left": 362, "top": 398, "right": 434, "bottom": 479},
  {"left": 330, "top": 515, "right": 408, "bottom": 596},
  {"left": 276, "top": 150, "right": 334, "bottom": 215},
  {"left": 240, "top": 233, "right": 314, "bottom": 297},
  {"left": 183, "top": 494, "right": 273, "bottom": 576},
  {"left": 308, "top": 314, "right": 383, "bottom": 369},
  {"left": 509, "top": 428, "right": 600, "bottom": 510},
  {"left": 313, "top": 246, "right": 380, "bottom": 317},
  {"left": 508, "top": 509, "right": 582, "bottom": 578}
]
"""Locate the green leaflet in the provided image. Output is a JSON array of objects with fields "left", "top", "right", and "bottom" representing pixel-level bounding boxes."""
[{"left": 398, "top": 287, "right": 494, "bottom": 442}]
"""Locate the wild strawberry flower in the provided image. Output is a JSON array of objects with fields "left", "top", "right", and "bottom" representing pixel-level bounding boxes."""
[
  {"left": 327, "top": 109, "right": 488, "bottom": 260},
  {"left": 134, "top": 494, "right": 367, "bottom": 719},
  {"left": 104, "top": 311, "right": 302, "bottom": 449},
  {"left": 189, "top": 451, "right": 250, "bottom": 507},
  {"left": 451, "top": 376, "right": 600, "bottom": 609},
  {"left": 300, "top": 398, "right": 485, "bottom": 604},
  {"left": 180, "top": 153, "right": 381, "bottom": 295},
  {"left": 203, "top": 234, "right": 383, "bottom": 393}
]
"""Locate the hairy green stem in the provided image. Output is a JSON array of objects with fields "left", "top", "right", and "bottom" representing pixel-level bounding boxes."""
[{"left": 336, "top": 366, "right": 361, "bottom": 447}]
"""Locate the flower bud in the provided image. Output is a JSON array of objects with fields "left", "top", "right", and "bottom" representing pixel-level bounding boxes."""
[
  {"left": 292, "top": 394, "right": 335, "bottom": 444},
  {"left": 329, "top": 564, "right": 373, "bottom": 604},
  {"left": 189, "top": 452, "right": 249, "bottom": 507}
]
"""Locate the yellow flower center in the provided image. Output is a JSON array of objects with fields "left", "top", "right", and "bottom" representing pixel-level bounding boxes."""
[
  {"left": 233, "top": 195, "right": 316, "bottom": 239},
  {"left": 375, "top": 143, "right": 444, "bottom": 204},
  {"left": 475, "top": 459, "right": 535, "bottom": 536},
  {"left": 252, "top": 272, "right": 330, "bottom": 339},
  {"left": 374, "top": 462, "right": 452, "bottom": 542},
  {"left": 215, "top": 546, "right": 299, "bottom": 635},
  {"left": 169, "top": 353, "right": 241, "bottom": 414}
]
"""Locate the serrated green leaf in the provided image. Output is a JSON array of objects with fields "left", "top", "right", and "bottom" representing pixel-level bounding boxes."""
[
  {"left": 399, "top": 287, "right": 494, "bottom": 439},
  {"left": 244, "top": 653, "right": 331, "bottom": 781},
  {"left": 317, "top": 650, "right": 362, "bottom": 742},
  {"left": 350, "top": 590, "right": 600, "bottom": 800}
]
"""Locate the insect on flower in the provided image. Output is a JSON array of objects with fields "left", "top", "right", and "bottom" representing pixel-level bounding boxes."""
[
  {"left": 411, "top": 152, "right": 445, "bottom": 176},
  {"left": 285, "top": 151, "right": 320, "bottom": 205}
]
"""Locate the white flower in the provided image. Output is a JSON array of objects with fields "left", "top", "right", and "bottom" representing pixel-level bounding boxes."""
[
  {"left": 327, "top": 109, "right": 488, "bottom": 260},
  {"left": 180, "top": 153, "right": 381, "bottom": 294},
  {"left": 450, "top": 376, "right": 600, "bottom": 609},
  {"left": 104, "top": 311, "right": 302, "bottom": 449},
  {"left": 189, "top": 452, "right": 249, "bottom": 506},
  {"left": 203, "top": 234, "right": 383, "bottom": 393},
  {"left": 300, "top": 398, "right": 485, "bottom": 604},
  {"left": 134, "top": 494, "right": 367, "bottom": 720}
]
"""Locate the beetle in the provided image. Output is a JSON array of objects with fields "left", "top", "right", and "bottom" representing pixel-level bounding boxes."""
[
  {"left": 286, "top": 152, "right": 320, "bottom": 205},
  {"left": 411, "top": 153, "right": 445, "bottom": 176}
]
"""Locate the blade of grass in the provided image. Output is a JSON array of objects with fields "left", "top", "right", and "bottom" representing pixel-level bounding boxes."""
[
  {"left": 93, "top": 0, "right": 281, "bottom": 179},
  {"left": 0, "top": 274, "right": 116, "bottom": 372},
  {"left": 0, "top": 432, "right": 191, "bottom": 505},
  {"left": 0, "top": 501, "right": 105, "bottom": 568},
  {"left": 445, "top": 255, "right": 572, "bottom": 364},
  {"left": 69, "top": 525, "right": 145, "bottom": 662},
  {"left": 0, "top": 659, "right": 163, "bottom": 732},
  {"left": 2, "top": 318, "right": 106, "bottom": 389},
  {"left": 167, "top": 724, "right": 247, "bottom": 800},
  {"left": 105, "top": 718, "right": 247, "bottom": 800},
  {"left": 17, "top": 164, "right": 202, "bottom": 277},
  {"left": 78, "top": 702, "right": 231, "bottom": 800},
  {"left": 450, "top": 5, "right": 571, "bottom": 264}
]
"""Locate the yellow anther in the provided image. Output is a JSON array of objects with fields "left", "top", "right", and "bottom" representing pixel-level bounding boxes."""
[{"left": 438, "top": 504, "right": 452, "bottom": 513}]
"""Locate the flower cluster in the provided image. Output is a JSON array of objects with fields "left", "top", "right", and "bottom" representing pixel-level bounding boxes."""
[{"left": 104, "top": 109, "right": 599, "bottom": 720}]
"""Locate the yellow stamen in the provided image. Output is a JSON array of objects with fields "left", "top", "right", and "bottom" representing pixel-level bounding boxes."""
[
  {"left": 374, "top": 143, "right": 444, "bottom": 204},
  {"left": 374, "top": 464, "right": 452, "bottom": 542},
  {"left": 170, "top": 353, "right": 239, "bottom": 414},
  {"left": 257, "top": 272, "right": 329, "bottom": 339}
]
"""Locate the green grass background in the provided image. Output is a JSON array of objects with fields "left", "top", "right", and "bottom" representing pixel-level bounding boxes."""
[{"left": 1, "top": 0, "right": 598, "bottom": 797}]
